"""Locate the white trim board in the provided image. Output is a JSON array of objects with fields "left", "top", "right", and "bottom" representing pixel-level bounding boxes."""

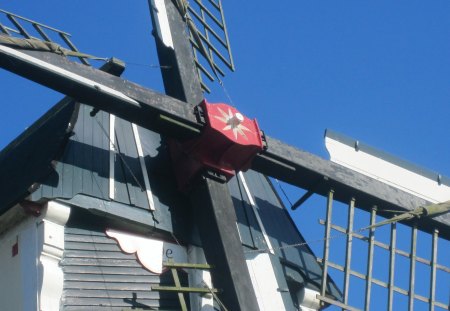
[{"left": 325, "top": 133, "right": 450, "bottom": 203}]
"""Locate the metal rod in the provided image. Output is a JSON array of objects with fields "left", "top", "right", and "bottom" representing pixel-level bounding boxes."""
[
  {"left": 409, "top": 225, "right": 417, "bottom": 311},
  {"left": 59, "top": 33, "right": 90, "bottom": 66},
  {"left": 197, "top": 0, "right": 216, "bottom": 68},
  {"left": 320, "top": 189, "right": 334, "bottom": 299},
  {"left": 343, "top": 198, "right": 355, "bottom": 306},
  {"left": 0, "top": 23, "right": 10, "bottom": 35},
  {"left": 429, "top": 229, "right": 438, "bottom": 311},
  {"left": 32, "top": 23, "right": 52, "bottom": 42},
  {"left": 190, "top": 32, "right": 211, "bottom": 92},
  {"left": 364, "top": 207, "right": 377, "bottom": 311},
  {"left": 388, "top": 222, "right": 397, "bottom": 311},
  {"left": 0, "top": 9, "right": 71, "bottom": 35},
  {"left": 318, "top": 220, "right": 450, "bottom": 274},
  {"left": 6, "top": 15, "right": 32, "bottom": 39},
  {"left": 218, "top": 0, "right": 235, "bottom": 70},
  {"left": 318, "top": 256, "right": 438, "bottom": 299},
  {"left": 1, "top": 26, "right": 20, "bottom": 35},
  {"left": 207, "top": 0, "right": 220, "bottom": 11},
  {"left": 292, "top": 176, "right": 329, "bottom": 210},
  {"left": 200, "top": 80, "right": 211, "bottom": 93},
  {"left": 193, "top": 31, "right": 233, "bottom": 70},
  {"left": 291, "top": 189, "right": 314, "bottom": 210},
  {"left": 193, "top": 0, "right": 224, "bottom": 29},
  {"left": 189, "top": 37, "right": 226, "bottom": 76},
  {"left": 188, "top": 6, "right": 228, "bottom": 48},
  {"left": 194, "top": 55, "right": 215, "bottom": 81},
  {"left": 317, "top": 295, "right": 362, "bottom": 311}
]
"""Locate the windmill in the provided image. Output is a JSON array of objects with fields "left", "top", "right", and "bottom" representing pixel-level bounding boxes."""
[{"left": 0, "top": 2, "right": 449, "bottom": 311}]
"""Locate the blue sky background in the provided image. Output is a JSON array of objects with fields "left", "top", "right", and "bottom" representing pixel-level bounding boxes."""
[{"left": 1, "top": 1, "right": 449, "bottom": 310}]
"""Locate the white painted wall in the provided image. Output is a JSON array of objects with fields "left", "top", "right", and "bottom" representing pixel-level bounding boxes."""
[
  {"left": 245, "top": 252, "right": 287, "bottom": 311},
  {"left": 0, "top": 201, "right": 70, "bottom": 311},
  {"left": 38, "top": 202, "right": 71, "bottom": 311},
  {"left": 0, "top": 216, "right": 37, "bottom": 311}
]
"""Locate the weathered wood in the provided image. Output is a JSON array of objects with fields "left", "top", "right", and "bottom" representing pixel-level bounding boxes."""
[
  {"left": 0, "top": 44, "right": 448, "bottom": 237},
  {"left": 62, "top": 257, "right": 143, "bottom": 267},
  {"left": 151, "top": 286, "right": 218, "bottom": 293},
  {"left": 0, "top": 45, "right": 200, "bottom": 140},
  {"left": 64, "top": 274, "right": 161, "bottom": 283},
  {"left": 64, "top": 289, "right": 160, "bottom": 298},
  {"left": 253, "top": 136, "right": 450, "bottom": 239},
  {"left": 62, "top": 265, "right": 154, "bottom": 276},
  {"left": 150, "top": 0, "right": 204, "bottom": 104},
  {"left": 148, "top": 2, "right": 261, "bottom": 309},
  {"left": 190, "top": 176, "right": 260, "bottom": 311},
  {"left": 63, "top": 250, "right": 137, "bottom": 260},
  {"left": 64, "top": 280, "right": 155, "bottom": 297},
  {"left": 62, "top": 297, "right": 175, "bottom": 307}
]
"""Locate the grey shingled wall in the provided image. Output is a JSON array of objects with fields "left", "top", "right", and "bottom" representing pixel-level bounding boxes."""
[{"left": 61, "top": 226, "right": 185, "bottom": 310}]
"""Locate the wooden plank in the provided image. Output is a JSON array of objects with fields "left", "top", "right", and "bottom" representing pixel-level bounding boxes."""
[
  {"left": 61, "top": 257, "right": 143, "bottom": 267},
  {"left": 253, "top": 136, "right": 450, "bottom": 239},
  {"left": 0, "top": 45, "right": 200, "bottom": 140},
  {"left": 150, "top": 0, "right": 204, "bottom": 105},
  {"left": 64, "top": 306, "right": 178, "bottom": 311},
  {"left": 170, "top": 268, "right": 188, "bottom": 311},
  {"left": 63, "top": 289, "right": 160, "bottom": 299},
  {"left": 64, "top": 274, "right": 161, "bottom": 283},
  {"left": 65, "top": 234, "right": 116, "bottom": 244},
  {"left": 152, "top": 286, "right": 218, "bottom": 294},
  {"left": 62, "top": 297, "right": 177, "bottom": 307},
  {"left": 64, "top": 307, "right": 154, "bottom": 311},
  {"left": 65, "top": 241, "right": 120, "bottom": 252},
  {"left": 63, "top": 250, "right": 136, "bottom": 260},
  {"left": 190, "top": 177, "right": 260, "bottom": 311},
  {"left": 62, "top": 265, "right": 154, "bottom": 276},
  {"left": 64, "top": 281, "right": 157, "bottom": 291},
  {"left": 1, "top": 43, "right": 448, "bottom": 238}
]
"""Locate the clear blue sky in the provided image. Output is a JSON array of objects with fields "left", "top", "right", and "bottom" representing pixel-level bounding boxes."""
[{"left": 1, "top": 1, "right": 449, "bottom": 310}]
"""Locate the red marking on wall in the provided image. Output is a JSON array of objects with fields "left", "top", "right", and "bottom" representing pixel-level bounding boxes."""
[{"left": 12, "top": 242, "right": 18, "bottom": 257}]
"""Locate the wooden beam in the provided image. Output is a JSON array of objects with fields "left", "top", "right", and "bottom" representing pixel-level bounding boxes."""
[
  {"left": 190, "top": 176, "right": 259, "bottom": 311},
  {"left": 0, "top": 44, "right": 448, "bottom": 238},
  {"left": 0, "top": 45, "right": 200, "bottom": 140},
  {"left": 149, "top": 1, "right": 260, "bottom": 308},
  {"left": 253, "top": 136, "right": 450, "bottom": 239},
  {"left": 149, "top": 0, "right": 204, "bottom": 104}
]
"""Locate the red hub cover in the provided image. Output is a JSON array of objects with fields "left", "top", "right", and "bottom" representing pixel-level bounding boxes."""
[{"left": 171, "top": 100, "right": 264, "bottom": 190}]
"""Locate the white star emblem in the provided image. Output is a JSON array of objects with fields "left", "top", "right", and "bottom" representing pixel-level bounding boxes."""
[{"left": 213, "top": 107, "right": 251, "bottom": 140}]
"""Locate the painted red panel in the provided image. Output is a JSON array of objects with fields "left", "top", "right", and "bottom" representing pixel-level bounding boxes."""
[{"left": 171, "top": 100, "right": 264, "bottom": 190}]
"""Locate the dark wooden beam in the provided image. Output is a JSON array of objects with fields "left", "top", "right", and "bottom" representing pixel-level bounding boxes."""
[
  {"left": 149, "top": 0, "right": 204, "bottom": 104},
  {"left": 190, "top": 176, "right": 260, "bottom": 311},
  {"left": 0, "top": 45, "right": 200, "bottom": 140},
  {"left": 253, "top": 136, "right": 450, "bottom": 239},
  {"left": 0, "top": 44, "right": 448, "bottom": 238},
  {"left": 148, "top": 1, "right": 261, "bottom": 308}
]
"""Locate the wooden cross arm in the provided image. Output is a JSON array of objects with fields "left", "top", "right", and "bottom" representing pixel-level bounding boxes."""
[
  {"left": 0, "top": 44, "right": 200, "bottom": 140},
  {"left": 0, "top": 45, "right": 448, "bottom": 238}
]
